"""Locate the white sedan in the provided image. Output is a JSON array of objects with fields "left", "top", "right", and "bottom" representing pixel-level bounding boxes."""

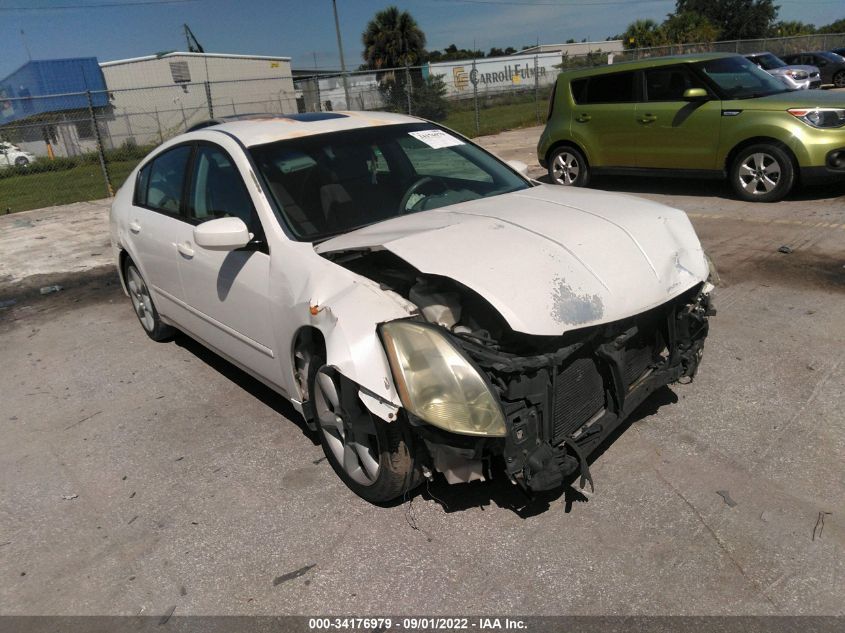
[{"left": 110, "top": 111, "right": 714, "bottom": 503}]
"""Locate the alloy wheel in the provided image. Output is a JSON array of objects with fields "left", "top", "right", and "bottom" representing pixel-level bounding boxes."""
[
  {"left": 552, "top": 152, "right": 580, "bottom": 185},
  {"left": 737, "top": 152, "right": 781, "bottom": 196},
  {"left": 314, "top": 370, "right": 381, "bottom": 486},
  {"left": 126, "top": 266, "right": 155, "bottom": 332}
]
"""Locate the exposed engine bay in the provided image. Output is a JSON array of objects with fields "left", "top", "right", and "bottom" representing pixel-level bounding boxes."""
[{"left": 324, "top": 248, "right": 714, "bottom": 494}]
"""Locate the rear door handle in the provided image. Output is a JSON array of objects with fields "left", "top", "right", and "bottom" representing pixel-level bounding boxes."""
[
  {"left": 176, "top": 242, "right": 195, "bottom": 258},
  {"left": 128, "top": 221, "right": 141, "bottom": 233},
  {"left": 638, "top": 113, "right": 658, "bottom": 123},
  {"left": 575, "top": 113, "right": 591, "bottom": 123}
]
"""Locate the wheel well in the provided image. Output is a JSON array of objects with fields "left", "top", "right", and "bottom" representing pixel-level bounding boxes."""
[
  {"left": 117, "top": 250, "right": 131, "bottom": 291},
  {"left": 292, "top": 326, "right": 327, "bottom": 414},
  {"left": 725, "top": 137, "right": 798, "bottom": 176},
  {"left": 546, "top": 140, "right": 589, "bottom": 167}
]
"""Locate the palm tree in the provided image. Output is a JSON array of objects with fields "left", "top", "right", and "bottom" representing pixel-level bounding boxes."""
[
  {"left": 622, "top": 19, "right": 666, "bottom": 50},
  {"left": 362, "top": 6, "right": 426, "bottom": 70}
]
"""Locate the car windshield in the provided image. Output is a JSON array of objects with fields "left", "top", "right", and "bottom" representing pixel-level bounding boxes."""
[
  {"left": 819, "top": 51, "right": 845, "bottom": 63},
  {"left": 696, "top": 56, "right": 788, "bottom": 99},
  {"left": 754, "top": 53, "right": 786, "bottom": 70},
  {"left": 250, "top": 122, "right": 530, "bottom": 241}
]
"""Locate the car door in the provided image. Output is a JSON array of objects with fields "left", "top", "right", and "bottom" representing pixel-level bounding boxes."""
[
  {"left": 635, "top": 65, "right": 722, "bottom": 170},
  {"left": 126, "top": 144, "right": 195, "bottom": 323},
  {"left": 175, "top": 142, "right": 282, "bottom": 388},
  {"left": 568, "top": 70, "right": 640, "bottom": 168}
]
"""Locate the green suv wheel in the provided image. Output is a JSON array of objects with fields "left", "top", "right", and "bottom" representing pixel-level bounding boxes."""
[
  {"left": 549, "top": 146, "right": 590, "bottom": 187},
  {"left": 730, "top": 144, "right": 795, "bottom": 203}
]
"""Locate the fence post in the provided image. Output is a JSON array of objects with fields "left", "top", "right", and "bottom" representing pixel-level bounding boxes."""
[
  {"left": 472, "top": 59, "right": 480, "bottom": 136},
  {"left": 86, "top": 90, "right": 113, "bottom": 198},
  {"left": 204, "top": 81, "right": 214, "bottom": 118},
  {"left": 534, "top": 55, "right": 540, "bottom": 125},
  {"left": 405, "top": 65, "right": 412, "bottom": 116},
  {"left": 154, "top": 107, "right": 163, "bottom": 144}
]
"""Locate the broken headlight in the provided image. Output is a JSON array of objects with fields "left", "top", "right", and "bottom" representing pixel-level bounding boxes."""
[{"left": 380, "top": 320, "right": 507, "bottom": 437}]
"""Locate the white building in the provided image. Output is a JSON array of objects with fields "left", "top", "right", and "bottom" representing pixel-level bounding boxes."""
[{"left": 99, "top": 52, "right": 297, "bottom": 147}]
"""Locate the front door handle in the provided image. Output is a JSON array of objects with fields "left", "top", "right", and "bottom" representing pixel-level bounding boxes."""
[
  {"left": 176, "top": 242, "right": 195, "bottom": 258},
  {"left": 638, "top": 113, "right": 658, "bottom": 123},
  {"left": 575, "top": 113, "right": 592, "bottom": 123},
  {"left": 128, "top": 221, "right": 141, "bottom": 233}
]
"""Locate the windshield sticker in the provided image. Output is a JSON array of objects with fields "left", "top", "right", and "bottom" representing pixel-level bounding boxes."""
[{"left": 409, "top": 129, "right": 464, "bottom": 149}]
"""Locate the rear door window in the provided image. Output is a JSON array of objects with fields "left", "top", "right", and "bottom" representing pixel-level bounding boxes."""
[
  {"left": 145, "top": 145, "right": 192, "bottom": 215},
  {"left": 573, "top": 71, "right": 637, "bottom": 104}
]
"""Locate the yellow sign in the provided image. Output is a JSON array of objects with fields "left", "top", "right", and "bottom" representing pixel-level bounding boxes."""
[{"left": 452, "top": 66, "right": 469, "bottom": 90}]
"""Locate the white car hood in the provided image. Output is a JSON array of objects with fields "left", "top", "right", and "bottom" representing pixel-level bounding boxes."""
[{"left": 316, "top": 184, "right": 708, "bottom": 336}]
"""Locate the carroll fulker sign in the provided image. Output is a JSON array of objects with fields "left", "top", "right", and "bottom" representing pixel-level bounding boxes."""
[{"left": 425, "top": 52, "right": 563, "bottom": 97}]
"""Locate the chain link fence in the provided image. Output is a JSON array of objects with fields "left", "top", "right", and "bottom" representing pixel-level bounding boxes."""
[{"left": 2, "top": 32, "right": 843, "bottom": 213}]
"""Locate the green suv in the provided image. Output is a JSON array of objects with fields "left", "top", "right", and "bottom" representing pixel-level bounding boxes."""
[{"left": 537, "top": 53, "right": 845, "bottom": 202}]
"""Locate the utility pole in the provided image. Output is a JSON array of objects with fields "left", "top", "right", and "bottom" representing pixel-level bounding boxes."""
[{"left": 331, "top": 0, "right": 352, "bottom": 109}]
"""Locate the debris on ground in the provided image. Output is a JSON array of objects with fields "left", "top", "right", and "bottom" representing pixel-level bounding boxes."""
[
  {"left": 813, "top": 511, "right": 832, "bottom": 541},
  {"left": 273, "top": 564, "right": 315, "bottom": 586},
  {"left": 777, "top": 245, "right": 793, "bottom": 254},
  {"left": 39, "top": 285, "right": 63, "bottom": 295},
  {"left": 716, "top": 490, "right": 737, "bottom": 507},
  {"left": 0, "top": 299, "right": 17, "bottom": 309},
  {"left": 158, "top": 605, "right": 176, "bottom": 626},
  {"left": 61, "top": 494, "right": 78, "bottom": 501}
]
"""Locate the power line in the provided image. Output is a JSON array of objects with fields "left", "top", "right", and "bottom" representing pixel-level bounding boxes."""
[{"left": 0, "top": 0, "right": 199, "bottom": 11}]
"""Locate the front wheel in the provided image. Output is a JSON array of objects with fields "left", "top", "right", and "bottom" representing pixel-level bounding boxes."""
[
  {"left": 548, "top": 146, "right": 590, "bottom": 187},
  {"left": 14, "top": 156, "right": 29, "bottom": 167},
  {"left": 730, "top": 144, "right": 794, "bottom": 203},
  {"left": 312, "top": 363, "right": 420, "bottom": 503}
]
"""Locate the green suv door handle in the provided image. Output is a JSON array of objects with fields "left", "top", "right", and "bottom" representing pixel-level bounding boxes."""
[
  {"left": 575, "top": 113, "right": 592, "bottom": 123},
  {"left": 638, "top": 113, "right": 658, "bottom": 123}
]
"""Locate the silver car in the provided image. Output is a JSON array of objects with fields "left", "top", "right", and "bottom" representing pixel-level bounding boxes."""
[{"left": 745, "top": 52, "right": 821, "bottom": 90}]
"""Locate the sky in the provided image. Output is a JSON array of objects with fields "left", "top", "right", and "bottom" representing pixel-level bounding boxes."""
[{"left": 0, "top": 0, "right": 843, "bottom": 78}]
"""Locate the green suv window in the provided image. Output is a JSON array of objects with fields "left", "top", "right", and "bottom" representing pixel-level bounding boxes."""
[
  {"left": 571, "top": 71, "right": 637, "bottom": 105},
  {"left": 644, "top": 66, "right": 708, "bottom": 101}
]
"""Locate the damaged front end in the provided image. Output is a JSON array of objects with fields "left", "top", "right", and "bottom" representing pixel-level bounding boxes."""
[
  {"left": 455, "top": 283, "right": 713, "bottom": 493},
  {"left": 332, "top": 248, "right": 713, "bottom": 495}
]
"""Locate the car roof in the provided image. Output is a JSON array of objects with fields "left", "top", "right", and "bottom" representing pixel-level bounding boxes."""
[
  {"left": 183, "top": 111, "right": 423, "bottom": 147},
  {"left": 556, "top": 52, "right": 739, "bottom": 80}
]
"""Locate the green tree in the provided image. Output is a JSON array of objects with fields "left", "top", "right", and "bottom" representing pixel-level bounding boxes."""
[
  {"left": 674, "top": 0, "right": 778, "bottom": 40},
  {"left": 362, "top": 6, "right": 426, "bottom": 69},
  {"left": 816, "top": 18, "right": 845, "bottom": 34},
  {"left": 378, "top": 73, "right": 448, "bottom": 120},
  {"left": 663, "top": 11, "right": 719, "bottom": 43},
  {"left": 770, "top": 21, "right": 816, "bottom": 37},
  {"left": 621, "top": 19, "right": 666, "bottom": 49}
]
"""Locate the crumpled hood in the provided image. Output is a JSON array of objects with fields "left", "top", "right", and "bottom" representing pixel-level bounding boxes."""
[{"left": 316, "top": 184, "right": 708, "bottom": 336}]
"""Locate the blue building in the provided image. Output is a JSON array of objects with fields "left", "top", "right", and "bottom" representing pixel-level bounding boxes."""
[{"left": 0, "top": 58, "right": 110, "bottom": 157}]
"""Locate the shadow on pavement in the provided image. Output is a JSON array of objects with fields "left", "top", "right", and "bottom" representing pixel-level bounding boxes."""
[
  {"left": 415, "top": 386, "right": 680, "bottom": 518},
  {"left": 534, "top": 174, "right": 845, "bottom": 202},
  {"left": 173, "top": 332, "right": 319, "bottom": 444}
]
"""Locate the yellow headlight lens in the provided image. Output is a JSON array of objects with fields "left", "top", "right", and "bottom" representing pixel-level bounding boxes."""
[{"left": 381, "top": 321, "right": 506, "bottom": 437}]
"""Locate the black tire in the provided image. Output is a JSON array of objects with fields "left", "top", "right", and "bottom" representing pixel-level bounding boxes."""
[
  {"left": 123, "top": 260, "right": 175, "bottom": 341},
  {"left": 729, "top": 144, "right": 795, "bottom": 203},
  {"left": 311, "top": 362, "right": 421, "bottom": 503},
  {"left": 548, "top": 145, "right": 590, "bottom": 187},
  {"left": 14, "top": 156, "right": 29, "bottom": 167},
  {"left": 833, "top": 70, "right": 845, "bottom": 89}
]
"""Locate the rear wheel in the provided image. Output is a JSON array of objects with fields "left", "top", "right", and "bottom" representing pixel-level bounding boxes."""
[
  {"left": 730, "top": 144, "right": 794, "bottom": 203},
  {"left": 124, "top": 261, "right": 174, "bottom": 341},
  {"left": 311, "top": 362, "right": 420, "bottom": 503},
  {"left": 14, "top": 156, "right": 29, "bottom": 167},
  {"left": 833, "top": 70, "right": 845, "bottom": 88},
  {"left": 548, "top": 146, "right": 590, "bottom": 187}
]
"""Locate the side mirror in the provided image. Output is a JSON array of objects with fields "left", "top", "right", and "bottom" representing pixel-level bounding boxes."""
[
  {"left": 193, "top": 216, "right": 251, "bottom": 251},
  {"left": 506, "top": 159, "right": 529, "bottom": 177},
  {"left": 683, "top": 88, "right": 709, "bottom": 101}
]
